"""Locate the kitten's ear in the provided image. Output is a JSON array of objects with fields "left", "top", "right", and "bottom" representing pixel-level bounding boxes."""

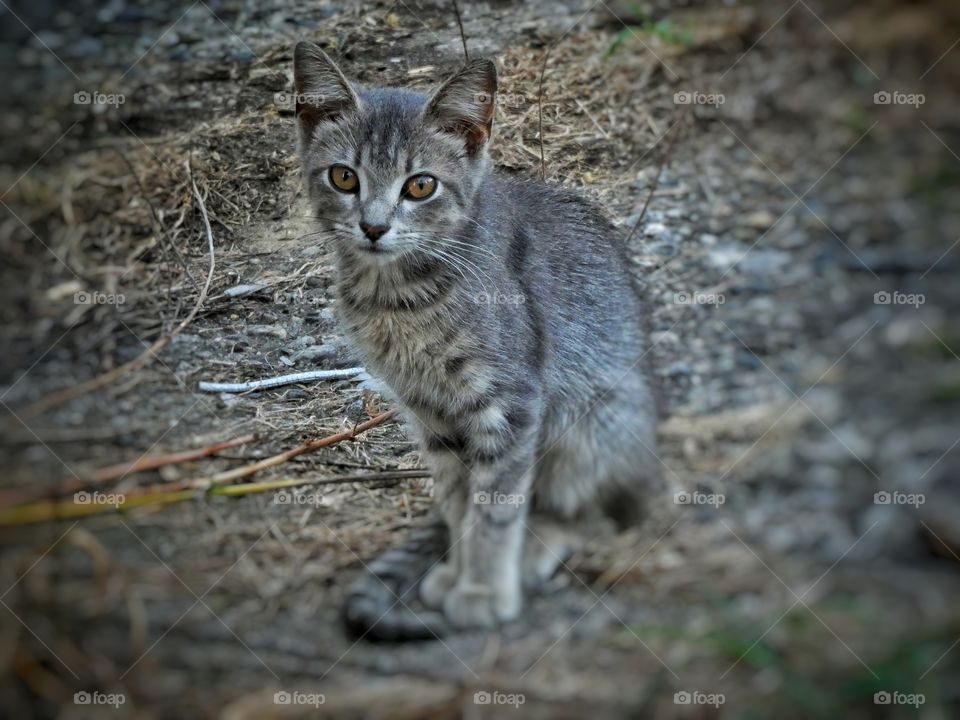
[
  {"left": 424, "top": 58, "right": 497, "bottom": 155},
  {"left": 293, "top": 42, "right": 360, "bottom": 139}
]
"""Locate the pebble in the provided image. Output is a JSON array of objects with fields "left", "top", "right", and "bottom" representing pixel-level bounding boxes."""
[
  {"left": 643, "top": 222, "right": 669, "bottom": 237},
  {"left": 292, "top": 344, "right": 338, "bottom": 362},
  {"left": 289, "top": 335, "right": 317, "bottom": 349},
  {"left": 248, "top": 325, "right": 287, "bottom": 338},
  {"left": 660, "top": 361, "right": 694, "bottom": 378}
]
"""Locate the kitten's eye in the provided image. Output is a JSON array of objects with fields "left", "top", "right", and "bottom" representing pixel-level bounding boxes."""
[
  {"left": 403, "top": 174, "right": 437, "bottom": 201},
  {"left": 329, "top": 165, "right": 359, "bottom": 193}
]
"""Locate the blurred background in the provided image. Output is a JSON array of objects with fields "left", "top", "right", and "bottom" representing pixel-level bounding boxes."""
[{"left": 0, "top": 0, "right": 958, "bottom": 717}]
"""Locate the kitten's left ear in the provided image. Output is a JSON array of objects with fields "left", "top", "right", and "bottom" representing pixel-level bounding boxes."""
[{"left": 424, "top": 58, "right": 497, "bottom": 155}]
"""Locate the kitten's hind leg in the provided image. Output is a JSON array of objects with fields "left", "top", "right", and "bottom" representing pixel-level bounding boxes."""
[
  {"left": 535, "top": 372, "right": 665, "bottom": 529},
  {"left": 521, "top": 512, "right": 616, "bottom": 590}
]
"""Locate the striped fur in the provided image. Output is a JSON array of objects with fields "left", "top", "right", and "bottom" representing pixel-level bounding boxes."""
[{"left": 294, "top": 43, "right": 663, "bottom": 639}]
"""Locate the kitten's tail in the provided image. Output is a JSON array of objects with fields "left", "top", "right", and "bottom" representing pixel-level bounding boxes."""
[{"left": 341, "top": 518, "right": 451, "bottom": 641}]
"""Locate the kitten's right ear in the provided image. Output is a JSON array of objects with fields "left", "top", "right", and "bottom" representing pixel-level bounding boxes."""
[
  {"left": 293, "top": 42, "right": 360, "bottom": 139},
  {"left": 424, "top": 58, "right": 497, "bottom": 155}
]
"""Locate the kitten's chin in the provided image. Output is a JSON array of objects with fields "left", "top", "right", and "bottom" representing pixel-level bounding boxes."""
[{"left": 347, "top": 243, "right": 401, "bottom": 268}]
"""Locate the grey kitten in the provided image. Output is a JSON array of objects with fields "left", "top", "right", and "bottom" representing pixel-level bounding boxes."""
[{"left": 293, "top": 42, "right": 662, "bottom": 639}]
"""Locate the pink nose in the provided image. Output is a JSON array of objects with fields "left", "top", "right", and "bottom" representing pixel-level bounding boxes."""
[{"left": 360, "top": 222, "right": 390, "bottom": 242}]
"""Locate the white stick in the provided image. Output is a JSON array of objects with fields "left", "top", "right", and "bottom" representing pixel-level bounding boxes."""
[{"left": 198, "top": 367, "right": 367, "bottom": 393}]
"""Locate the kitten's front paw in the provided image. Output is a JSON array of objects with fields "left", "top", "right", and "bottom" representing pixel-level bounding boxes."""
[
  {"left": 443, "top": 581, "right": 522, "bottom": 630},
  {"left": 420, "top": 562, "right": 458, "bottom": 609}
]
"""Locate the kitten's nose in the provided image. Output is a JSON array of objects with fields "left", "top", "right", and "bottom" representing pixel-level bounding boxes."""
[{"left": 359, "top": 222, "right": 390, "bottom": 242}]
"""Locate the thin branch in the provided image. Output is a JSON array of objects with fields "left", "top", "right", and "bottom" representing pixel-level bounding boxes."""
[
  {"left": 0, "top": 410, "right": 401, "bottom": 526},
  {"left": 2, "top": 159, "right": 217, "bottom": 428},
  {"left": 538, "top": 44, "right": 554, "bottom": 181},
  {"left": 0, "top": 469, "right": 425, "bottom": 526},
  {"left": 625, "top": 111, "right": 687, "bottom": 244},
  {"left": 452, "top": 0, "right": 468, "bottom": 61},
  {"left": 0, "top": 433, "right": 257, "bottom": 509},
  {"left": 198, "top": 367, "right": 367, "bottom": 393},
  {"left": 190, "top": 409, "right": 397, "bottom": 489},
  {"left": 112, "top": 148, "right": 200, "bottom": 296}
]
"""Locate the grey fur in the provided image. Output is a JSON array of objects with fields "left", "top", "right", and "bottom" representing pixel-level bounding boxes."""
[{"left": 294, "top": 42, "right": 662, "bottom": 637}]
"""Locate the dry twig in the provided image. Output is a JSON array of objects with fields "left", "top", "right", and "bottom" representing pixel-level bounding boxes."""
[
  {"left": 625, "top": 110, "right": 688, "bottom": 243},
  {"left": 0, "top": 410, "right": 399, "bottom": 526},
  {"left": 537, "top": 44, "right": 554, "bottom": 181},
  {"left": 198, "top": 367, "right": 366, "bottom": 393},
  {"left": 452, "top": 0, "right": 469, "bottom": 61},
  {"left": 0, "top": 433, "right": 257, "bottom": 509}
]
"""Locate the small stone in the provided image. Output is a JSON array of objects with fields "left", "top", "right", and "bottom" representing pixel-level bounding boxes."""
[
  {"left": 248, "top": 325, "right": 287, "bottom": 338},
  {"left": 743, "top": 209, "right": 777, "bottom": 230},
  {"left": 643, "top": 222, "right": 668, "bottom": 237},
  {"left": 292, "top": 344, "right": 338, "bottom": 362},
  {"left": 288, "top": 335, "right": 317, "bottom": 349}
]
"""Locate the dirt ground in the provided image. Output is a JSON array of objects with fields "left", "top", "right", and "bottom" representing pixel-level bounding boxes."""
[{"left": 1, "top": 0, "right": 959, "bottom": 717}]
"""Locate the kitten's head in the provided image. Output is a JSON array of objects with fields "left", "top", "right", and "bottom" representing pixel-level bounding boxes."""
[{"left": 293, "top": 42, "right": 496, "bottom": 266}]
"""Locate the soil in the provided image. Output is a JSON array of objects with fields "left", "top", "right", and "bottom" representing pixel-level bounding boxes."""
[{"left": 1, "top": 0, "right": 959, "bottom": 718}]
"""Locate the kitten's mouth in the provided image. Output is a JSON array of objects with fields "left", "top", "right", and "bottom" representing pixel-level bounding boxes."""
[{"left": 354, "top": 243, "right": 399, "bottom": 264}]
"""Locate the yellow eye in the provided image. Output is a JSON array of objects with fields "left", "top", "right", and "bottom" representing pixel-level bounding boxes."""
[
  {"left": 329, "top": 165, "right": 358, "bottom": 193},
  {"left": 403, "top": 174, "right": 437, "bottom": 200}
]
